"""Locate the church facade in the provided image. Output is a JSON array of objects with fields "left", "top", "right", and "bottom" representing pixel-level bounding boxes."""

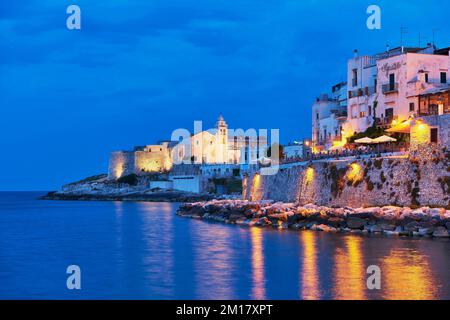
[{"left": 108, "top": 115, "right": 267, "bottom": 180}]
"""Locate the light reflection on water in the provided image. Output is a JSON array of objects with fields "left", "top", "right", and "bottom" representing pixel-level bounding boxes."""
[
  {"left": 381, "top": 248, "right": 436, "bottom": 300},
  {"left": 299, "top": 231, "right": 319, "bottom": 300},
  {"left": 0, "top": 193, "right": 449, "bottom": 299},
  {"left": 250, "top": 227, "right": 266, "bottom": 300},
  {"left": 334, "top": 236, "right": 366, "bottom": 300}
]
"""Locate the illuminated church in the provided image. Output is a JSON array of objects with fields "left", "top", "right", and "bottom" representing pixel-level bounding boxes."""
[{"left": 108, "top": 115, "right": 267, "bottom": 179}]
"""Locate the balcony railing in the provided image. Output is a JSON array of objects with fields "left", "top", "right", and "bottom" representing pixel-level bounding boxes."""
[
  {"left": 349, "top": 86, "right": 376, "bottom": 98},
  {"left": 382, "top": 83, "right": 399, "bottom": 94}
]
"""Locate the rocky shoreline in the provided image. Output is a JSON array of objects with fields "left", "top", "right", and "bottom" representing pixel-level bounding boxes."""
[
  {"left": 177, "top": 200, "right": 450, "bottom": 238},
  {"left": 40, "top": 190, "right": 215, "bottom": 203}
]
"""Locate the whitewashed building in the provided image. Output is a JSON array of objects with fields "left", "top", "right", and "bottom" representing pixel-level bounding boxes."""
[
  {"left": 311, "top": 82, "right": 348, "bottom": 151},
  {"left": 311, "top": 44, "right": 450, "bottom": 152},
  {"left": 171, "top": 115, "right": 268, "bottom": 165},
  {"left": 342, "top": 45, "right": 450, "bottom": 137}
]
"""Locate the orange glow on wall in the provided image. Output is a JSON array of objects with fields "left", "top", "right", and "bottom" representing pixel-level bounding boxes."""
[
  {"left": 250, "top": 174, "right": 262, "bottom": 201},
  {"left": 305, "top": 167, "right": 314, "bottom": 184},
  {"left": 115, "top": 164, "right": 124, "bottom": 179},
  {"left": 410, "top": 120, "right": 431, "bottom": 150},
  {"left": 347, "top": 163, "right": 362, "bottom": 183}
]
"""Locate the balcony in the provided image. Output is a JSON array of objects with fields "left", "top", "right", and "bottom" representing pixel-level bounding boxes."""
[
  {"left": 348, "top": 86, "right": 376, "bottom": 99},
  {"left": 382, "top": 83, "right": 399, "bottom": 94},
  {"left": 375, "top": 116, "right": 398, "bottom": 128}
]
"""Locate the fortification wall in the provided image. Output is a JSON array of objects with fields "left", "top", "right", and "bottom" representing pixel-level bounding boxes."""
[
  {"left": 243, "top": 148, "right": 450, "bottom": 208},
  {"left": 108, "top": 151, "right": 135, "bottom": 180}
]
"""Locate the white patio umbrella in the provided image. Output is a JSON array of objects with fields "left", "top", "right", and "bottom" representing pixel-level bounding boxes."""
[
  {"left": 354, "top": 137, "right": 374, "bottom": 144},
  {"left": 372, "top": 135, "right": 397, "bottom": 143}
]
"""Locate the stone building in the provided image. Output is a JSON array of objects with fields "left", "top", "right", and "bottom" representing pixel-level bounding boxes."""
[
  {"left": 108, "top": 142, "right": 173, "bottom": 180},
  {"left": 409, "top": 113, "right": 450, "bottom": 151}
]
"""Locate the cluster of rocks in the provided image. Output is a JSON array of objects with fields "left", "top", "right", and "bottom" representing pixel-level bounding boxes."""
[{"left": 177, "top": 200, "right": 450, "bottom": 238}]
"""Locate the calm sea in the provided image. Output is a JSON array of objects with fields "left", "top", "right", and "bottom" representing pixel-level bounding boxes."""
[{"left": 0, "top": 192, "right": 449, "bottom": 299}]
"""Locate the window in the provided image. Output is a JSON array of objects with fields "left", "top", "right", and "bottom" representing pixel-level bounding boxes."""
[
  {"left": 430, "top": 128, "right": 438, "bottom": 143},
  {"left": 368, "top": 105, "right": 372, "bottom": 116},
  {"left": 389, "top": 74, "right": 395, "bottom": 90},
  {"left": 316, "top": 112, "right": 319, "bottom": 120},
  {"left": 441, "top": 72, "right": 447, "bottom": 84},
  {"left": 385, "top": 108, "right": 394, "bottom": 121},
  {"left": 425, "top": 73, "right": 429, "bottom": 83},
  {"left": 409, "top": 102, "right": 415, "bottom": 112},
  {"left": 351, "top": 105, "right": 358, "bottom": 119},
  {"left": 374, "top": 79, "right": 377, "bottom": 93},
  {"left": 352, "top": 69, "right": 358, "bottom": 86}
]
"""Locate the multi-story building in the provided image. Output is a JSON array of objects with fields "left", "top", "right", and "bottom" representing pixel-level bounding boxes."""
[
  {"left": 344, "top": 51, "right": 378, "bottom": 135},
  {"left": 311, "top": 82, "right": 348, "bottom": 151},
  {"left": 342, "top": 45, "right": 450, "bottom": 138},
  {"left": 312, "top": 44, "right": 449, "bottom": 152}
]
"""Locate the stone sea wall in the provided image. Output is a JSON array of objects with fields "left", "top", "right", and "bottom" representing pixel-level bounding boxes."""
[{"left": 243, "top": 147, "right": 450, "bottom": 208}]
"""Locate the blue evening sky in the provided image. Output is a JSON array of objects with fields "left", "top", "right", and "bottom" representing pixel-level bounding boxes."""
[{"left": 1, "top": 0, "right": 449, "bottom": 190}]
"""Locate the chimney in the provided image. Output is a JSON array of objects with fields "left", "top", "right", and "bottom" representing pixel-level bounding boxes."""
[
  {"left": 386, "top": 44, "right": 390, "bottom": 52},
  {"left": 354, "top": 49, "right": 358, "bottom": 58}
]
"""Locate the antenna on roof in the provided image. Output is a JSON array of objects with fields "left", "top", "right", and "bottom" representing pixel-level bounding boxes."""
[
  {"left": 418, "top": 32, "right": 429, "bottom": 48},
  {"left": 400, "top": 26, "right": 408, "bottom": 50}
]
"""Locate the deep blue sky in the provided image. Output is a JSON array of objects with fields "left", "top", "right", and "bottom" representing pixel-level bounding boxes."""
[{"left": 1, "top": 0, "right": 449, "bottom": 190}]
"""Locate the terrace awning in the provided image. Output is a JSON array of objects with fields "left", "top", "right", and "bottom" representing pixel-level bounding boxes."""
[{"left": 386, "top": 120, "right": 411, "bottom": 134}]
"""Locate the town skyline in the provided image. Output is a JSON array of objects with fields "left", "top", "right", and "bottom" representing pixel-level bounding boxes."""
[{"left": 1, "top": 0, "right": 450, "bottom": 190}]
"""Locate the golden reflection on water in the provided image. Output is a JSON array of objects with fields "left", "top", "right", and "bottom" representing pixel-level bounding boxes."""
[
  {"left": 334, "top": 236, "right": 366, "bottom": 300},
  {"left": 250, "top": 227, "right": 266, "bottom": 300},
  {"left": 381, "top": 249, "right": 436, "bottom": 300},
  {"left": 299, "top": 231, "right": 320, "bottom": 299}
]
